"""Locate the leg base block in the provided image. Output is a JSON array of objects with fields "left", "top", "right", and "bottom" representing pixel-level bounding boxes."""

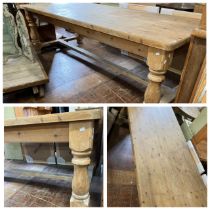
[{"left": 70, "top": 193, "right": 90, "bottom": 207}]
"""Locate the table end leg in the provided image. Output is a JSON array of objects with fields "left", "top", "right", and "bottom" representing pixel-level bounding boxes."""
[
  {"left": 69, "top": 121, "right": 94, "bottom": 207},
  {"left": 144, "top": 47, "right": 173, "bottom": 103}
]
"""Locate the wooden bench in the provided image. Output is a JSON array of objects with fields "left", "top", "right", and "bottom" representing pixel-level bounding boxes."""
[
  {"left": 3, "top": 4, "right": 48, "bottom": 97},
  {"left": 4, "top": 109, "right": 102, "bottom": 207},
  {"left": 128, "top": 107, "right": 207, "bottom": 207},
  {"left": 3, "top": 55, "right": 48, "bottom": 96}
]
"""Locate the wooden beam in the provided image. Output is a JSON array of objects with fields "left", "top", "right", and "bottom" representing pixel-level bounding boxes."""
[
  {"left": 175, "top": 35, "right": 206, "bottom": 102},
  {"left": 192, "top": 124, "right": 207, "bottom": 146},
  {"left": 5, "top": 109, "right": 101, "bottom": 127},
  {"left": 5, "top": 122, "right": 69, "bottom": 143},
  {"left": 59, "top": 39, "right": 148, "bottom": 86},
  {"left": 33, "top": 13, "right": 149, "bottom": 57},
  {"left": 40, "top": 36, "right": 77, "bottom": 48},
  {"left": 190, "top": 56, "right": 206, "bottom": 103},
  {"left": 59, "top": 40, "right": 176, "bottom": 103},
  {"left": 128, "top": 107, "right": 207, "bottom": 207},
  {"left": 200, "top": 4, "right": 206, "bottom": 30}
]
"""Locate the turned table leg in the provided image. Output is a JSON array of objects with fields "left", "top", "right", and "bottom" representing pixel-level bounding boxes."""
[
  {"left": 69, "top": 121, "right": 94, "bottom": 207},
  {"left": 24, "top": 10, "right": 41, "bottom": 50},
  {"left": 144, "top": 47, "right": 173, "bottom": 103}
]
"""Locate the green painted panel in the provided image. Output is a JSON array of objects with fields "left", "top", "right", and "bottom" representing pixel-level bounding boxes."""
[
  {"left": 4, "top": 107, "right": 16, "bottom": 119},
  {"left": 190, "top": 108, "right": 207, "bottom": 136},
  {"left": 181, "top": 121, "right": 193, "bottom": 141},
  {"left": 4, "top": 107, "right": 23, "bottom": 160}
]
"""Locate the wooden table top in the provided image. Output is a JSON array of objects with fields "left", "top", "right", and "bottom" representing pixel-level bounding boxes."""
[
  {"left": 128, "top": 107, "right": 207, "bottom": 207},
  {"left": 22, "top": 3, "right": 200, "bottom": 51},
  {"left": 5, "top": 109, "right": 101, "bottom": 127}
]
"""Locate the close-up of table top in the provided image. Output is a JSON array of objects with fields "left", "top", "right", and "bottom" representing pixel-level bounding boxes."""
[
  {"left": 128, "top": 107, "right": 207, "bottom": 207},
  {"left": 22, "top": 3, "right": 200, "bottom": 51}
]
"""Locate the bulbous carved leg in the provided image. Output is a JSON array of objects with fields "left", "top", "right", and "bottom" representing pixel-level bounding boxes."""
[
  {"left": 69, "top": 121, "right": 94, "bottom": 207},
  {"left": 144, "top": 47, "right": 173, "bottom": 103},
  {"left": 70, "top": 151, "right": 91, "bottom": 207},
  {"left": 144, "top": 72, "right": 165, "bottom": 103}
]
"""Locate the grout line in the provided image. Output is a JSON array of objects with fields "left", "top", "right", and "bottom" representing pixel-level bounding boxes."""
[{"left": 17, "top": 189, "right": 59, "bottom": 207}]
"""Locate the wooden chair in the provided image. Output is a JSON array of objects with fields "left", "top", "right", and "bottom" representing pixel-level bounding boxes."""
[
  {"left": 128, "top": 4, "right": 159, "bottom": 14},
  {"left": 172, "top": 10, "right": 202, "bottom": 19},
  {"left": 161, "top": 8, "right": 202, "bottom": 19},
  {"left": 175, "top": 4, "right": 206, "bottom": 103},
  {"left": 190, "top": 57, "right": 206, "bottom": 103},
  {"left": 122, "top": 4, "right": 190, "bottom": 78},
  {"left": 180, "top": 107, "right": 207, "bottom": 162},
  {"left": 192, "top": 124, "right": 207, "bottom": 162}
]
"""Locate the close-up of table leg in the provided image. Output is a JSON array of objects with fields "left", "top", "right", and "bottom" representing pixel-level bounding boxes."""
[
  {"left": 4, "top": 109, "right": 102, "bottom": 207},
  {"left": 69, "top": 121, "right": 94, "bottom": 207},
  {"left": 144, "top": 47, "right": 173, "bottom": 103}
]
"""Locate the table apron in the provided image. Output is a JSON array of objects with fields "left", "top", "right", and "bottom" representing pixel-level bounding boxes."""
[
  {"left": 35, "top": 13, "right": 148, "bottom": 58},
  {"left": 4, "top": 122, "right": 69, "bottom": 143}
]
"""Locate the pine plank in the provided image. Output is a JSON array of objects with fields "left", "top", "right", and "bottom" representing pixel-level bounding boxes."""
[
  {"left": 5, "top": 109, "right": 102, "bottom": 127},
  {"left": 3, "top": 56, "right": 48, "bottom": 93},
  {"left": 128, "top": 107, "right": 207, "bottom": 207}
]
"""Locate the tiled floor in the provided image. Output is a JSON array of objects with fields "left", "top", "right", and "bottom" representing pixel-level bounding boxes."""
[
  {"left": 107, "top": 123, "right": 139, "bottom": 207},
  {"left": 4, "top": 29, "right": 179, "bottom": 103},
  {"left": 4, "top": 161, "right": 102, "bottom": 207},
  {"left": 4, "top": 181, "right": 70, "bottom": 207}
]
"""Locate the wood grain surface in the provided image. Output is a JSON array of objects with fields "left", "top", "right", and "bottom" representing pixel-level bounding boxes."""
[
  {"left": 5, "top": 123, "right": 69, "bottom": 143},
  {"left": 22, "top": 3, "right": 199, "bottom": 51},
  {"left": 3, "top": 56, "right": 48, "bottom": 93},
  {"left": 128, "top": 107, "right": 207, "bottom": 207},
  {"left": 5, "top": 109, "right": 101, "bottom": 127}
]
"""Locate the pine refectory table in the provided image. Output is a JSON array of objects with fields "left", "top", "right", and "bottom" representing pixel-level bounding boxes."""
[
  {"left": 21, "top": 3, "right": 200, "bottom": 103},
  {"left": 4, "top": 109, "right": 102, "bottom": 207}
]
